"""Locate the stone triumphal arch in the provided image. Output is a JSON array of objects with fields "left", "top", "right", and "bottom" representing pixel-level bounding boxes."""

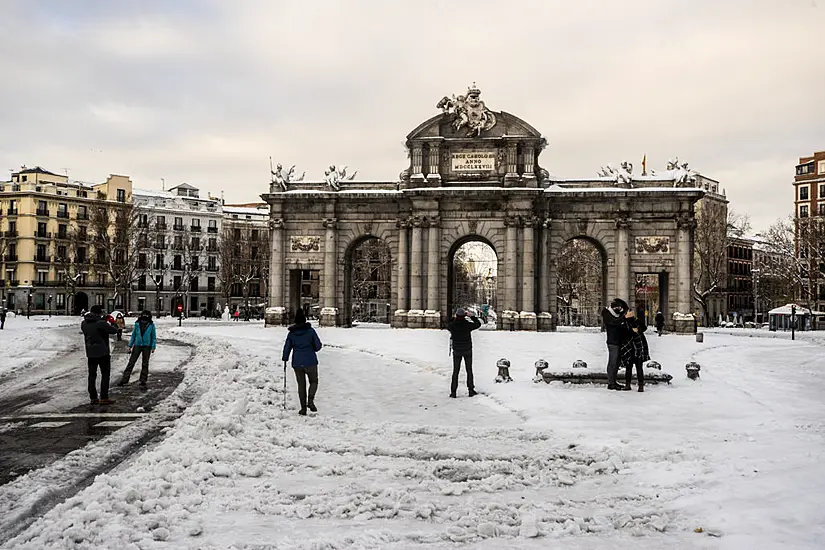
[{"left": 263, "top": 86, "right": 703, "bottom": 333}]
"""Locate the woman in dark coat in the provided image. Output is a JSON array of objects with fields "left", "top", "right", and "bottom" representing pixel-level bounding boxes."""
[
  {"left": 620, "top": 311, "right": 650, "bottom": 392},
  {"left": 282, "top": 309, "right": 323, "bottom": 415}
]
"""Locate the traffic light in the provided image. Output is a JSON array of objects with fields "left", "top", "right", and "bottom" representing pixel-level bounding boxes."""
[{"left": 176, "top": 303, "right": 183, "bottom": 314}]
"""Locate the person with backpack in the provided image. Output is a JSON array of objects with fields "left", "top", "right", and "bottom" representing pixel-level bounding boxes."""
[
  {"left": 621, "top": 310, "right": 650, "bottom": 392},
  {"left": 81, "top": 305, "right": 119, "bottom": 405},
  {"left": 447, "top": 307, "right": 482, "bottom": 398},
  {"left": 118, "top": 310, "right": 157, "bottom": 390},
  {"left": 282, "top": 309, "right": 323, "bottom": 416}
]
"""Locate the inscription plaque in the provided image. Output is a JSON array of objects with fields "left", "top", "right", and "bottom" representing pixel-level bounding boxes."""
[{"left": 451, "top": 151, "right": 496, "bottom": 172}]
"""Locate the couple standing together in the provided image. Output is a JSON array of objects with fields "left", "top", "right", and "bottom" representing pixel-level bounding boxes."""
[{"left": 602, "top": 298, "right": 650, "bottom": 392}]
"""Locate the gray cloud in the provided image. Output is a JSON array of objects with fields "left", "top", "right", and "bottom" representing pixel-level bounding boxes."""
[{"left": 1, "top": 0, "right": 823, "bottom": 230}]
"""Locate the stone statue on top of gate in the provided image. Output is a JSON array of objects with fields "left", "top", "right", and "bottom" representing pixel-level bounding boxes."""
[
  {"left": 436, "top": 83, "right": 497, "bottom": 137},
  {"left": 270, "top": 161, "right": 305, "bottom": 192},
  {"left": 324, "top": 165, "right": 358, "bottom": 191}
]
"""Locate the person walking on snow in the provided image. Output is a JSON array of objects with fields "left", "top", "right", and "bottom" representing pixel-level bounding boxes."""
[
  {"left": 233, "top": 309, "right": 240, "bottom": 322},
  {"left": 118, "top": 310, "right": 157, "bottom": 390},
  {"left": 602, "top": 298, "right": 630, "bottom": 391},
  {"left": 621, "top": 310, "right": 650, "bottom": 392},
  {"left": 654, "top": 311, "right": 665, "bottom": 337},
  {"left": 447, "top": 307, "right": 482, "bottom": 398},
  {"left": 0, "top": 308, "right": 6, "bottom": 330},
  {"left": 115, "top": 312, "right": 126, "bottom": 340},
  {"left": 81, "top": 305, "right": 119, "bottom": 405},
  {"left": 282, "top": 309, "right": 323, "bottom": 416}
]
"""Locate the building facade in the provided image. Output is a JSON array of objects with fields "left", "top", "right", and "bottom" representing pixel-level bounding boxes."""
[
  {"left": 0, "top": 166, "right": 132, "bottom": 314},
  {"left": 131, "top": 183, "right": 224, "bottom": 316},
  {"left": 793, "top": 150, "right": 825, "bottom": 311},
  {"left": 726, "top": 236, "right": 753, "bottom": 322},
  {"left": 222, "top": 203, "right": 270, "bottom": 317},
  {"left": 262, "top": 87, "right": 704, "bottom": 332}
]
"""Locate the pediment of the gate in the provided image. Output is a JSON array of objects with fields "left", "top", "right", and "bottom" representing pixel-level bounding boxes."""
[{"left": 401, "top": 87, "right": 548, "bottom": 189}]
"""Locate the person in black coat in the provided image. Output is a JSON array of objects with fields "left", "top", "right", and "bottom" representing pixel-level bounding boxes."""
[
  {"left": 0, "top": 308, "right": 6, "bottom": 330},
  {"left": 282, "top": 309, "right": 323, "bottom": 416},
  {"left": 446, "top": 308, "right": 482, "bottom": 398},
  {"left": 80, "top": 305, "right": 119, "bottom": 405},
  {"left": 602, "top": 298, "right": 630, "bottom": 390},
  {"left": 621, "top": 311, "right": 650, "bottom": 392},
  {"left": 654, "top": 311, "right": 665, "bottom": 336}
]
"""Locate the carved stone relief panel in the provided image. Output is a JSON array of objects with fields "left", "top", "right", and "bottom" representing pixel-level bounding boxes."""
[
  {"left": 634, "top": 236, "right": 671, "bottom": 254},
  {"left": 290, "top": 236, "right": 321, "bottom": 252}
]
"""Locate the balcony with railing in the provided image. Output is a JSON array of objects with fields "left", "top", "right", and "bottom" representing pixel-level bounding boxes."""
[
  {"left": 205, "top": 266, "right": 219, "bottom": 272},
  {"left": 173, "top": 224, "right": 185, "bottom": 231},
  {"left": 154, "top": 243, "right": 169, "bottom": 250},
  {"left": 4, "top": 255, "right": 19, "bottom": 262},
  {"left": 34, "top": 231, "right": 52, "bottom": 239},
  {"left": 35, "top": 208, "right": 50, "bottom": 217},
  {"left": 7, "top": 208, "right": 18, "bottom": 216},
  {"left": 156, "top": 223, "right": 167, "bottom": 230},
  {"left": 77, "top": 212, "right": 88, "bottom": 221},
  {"left": 56, "top": 210, "right": 70, "bottom": 219},
  {"left": 190, "top": 226, "right": 202, "bottom": 232},
  {"left": 35, "top": 255, "right": 52, "bottom": 263},
  {"left": 207, "top": 226, "right": 218, "bottom": 233},
  {"left": 3, "top": 230, "right": 17, "bottom": 238}
]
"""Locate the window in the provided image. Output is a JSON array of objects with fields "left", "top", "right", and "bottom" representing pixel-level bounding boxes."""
[
  {"left": 157, "top": 215, "right": 166, "bottom": 228},
  {"left": 819, "top": 203, "right": 825, "bottom": 217},
  {"left": 189, "top": 278, "right": 199, "bottom": 292},
  {"left": 57, "top": 245, "right": 67, "bottom": 260},
  {"left": 138, "top": 275, "right": 146, "bottom": 290},
  {"left": 78, "top": 226, "right": 88, "bottom": 239},
  {"left": 174, "top": 235, "right": 183, "bottom": 249},
  {"left": 138, "top": 253, "right": 147, "bottom": 269},
  {"left": 58, "top": 224, "right": 67, "bottom": 238},
  {"left": 117, "top": 189, "right": 126, "bottom": 202},
  {"left": 36, "top": 244, "right": 47, "bottom": 262},
  {"left": 77, "top": 205, "right": 88, "bottom": 220},
  {"left": 96, "top": 294, "right": 105, "bottom": 306},
  {"left": 57, "top": 203, "right": 68, "bottom": 218},
  {"left": 173, "top": 255, "right": 182, "bottom": 270},
  {"left": 37, "top": 271, "right": 47, "bottom": 284},
  {"left": 208, "top": 256, "right": 217, "bottom": 270},
  {"left": 174, "top": 217, "right": 184, "bottom": 230},
  {"left": 192, "top": 237, "right": 200, "bottom": 250},
  {"left": 98, "top": 273, "right": 106, "bottom": 286},
  {"left": 77, "top": 247, "right": 87, "bottom": 263},
  {"left": 208, "top": 277, "right": 216, "bottom": 291},
  {"left": 800, "top": 186, "right": 809, "bottom": 200},
  {"left": 174, "top": 275, "right": 182, "bottom": 289},
  {"left": 155, "top": 253, "right": 164, "bottom": 269},
  {"left": 37, "top": 222, "right": 47, "bottom": 237},
  {"left": 819, "top": 160, "right": 825, "bottom": 175},
  {"left": 800, "top": 205, "right": 809, "bottom": 218},
  {"left": 56, "top": 294, "right": 65, "bottom": 308}
]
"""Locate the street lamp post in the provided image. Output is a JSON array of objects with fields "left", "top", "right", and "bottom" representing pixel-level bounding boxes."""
[{"left": 791, "top": 304, "right": 796, "bottom": 341}]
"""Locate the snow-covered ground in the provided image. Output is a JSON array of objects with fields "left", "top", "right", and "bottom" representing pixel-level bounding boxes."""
[
  {"left": 0, "top": 315, "right": 83, "bottom": 379},
  {"left": 4, "top": 321, "right": 825, "bottom": 548}
]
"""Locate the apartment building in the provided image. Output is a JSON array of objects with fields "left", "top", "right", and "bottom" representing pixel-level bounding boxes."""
[
  {"left": 222, "top": 203, "right": 270, "bottom": 317},
  {"left": 0, "top": 166, "right": 132, "bottom": 314},
  {"left": 131, "top": 183, "right": 224, "bottom": 316},
  {"left": 793, "top": 150, "right": 825, "bottom": 310}
]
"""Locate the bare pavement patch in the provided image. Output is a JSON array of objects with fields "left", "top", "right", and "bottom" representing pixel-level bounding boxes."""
[{"left": 0, "top": 338, "right": 194, "bottom": 545}]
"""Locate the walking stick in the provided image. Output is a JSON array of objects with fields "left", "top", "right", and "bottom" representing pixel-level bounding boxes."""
[{"left": 282, "top": 361, "right": 288, "bottom": 410}]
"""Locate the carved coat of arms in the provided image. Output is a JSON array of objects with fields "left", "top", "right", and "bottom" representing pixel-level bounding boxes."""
[{"left": 437, "top": 84, "right": 497, "bottom": 137}]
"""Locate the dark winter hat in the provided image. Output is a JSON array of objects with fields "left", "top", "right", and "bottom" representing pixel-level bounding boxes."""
[
  {"left": 90, "top": 305, "right": 103, "bottom": 315},
  {"left": 455, "top": 308, "right": 466, "bottom": 317},
  {"left": 294, "top": 309, "right": 306, "bottom": 325},
  {"left": 141, "top": 310, "right": 152, "bottom": 319}
]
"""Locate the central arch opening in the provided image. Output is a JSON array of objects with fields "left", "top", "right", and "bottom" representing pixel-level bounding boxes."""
[
  {"left": 448, "top": 239, "right": 498, "bottom": 324},
  {"left": 344, "top": 237, "right": 392, "bottom": 326},
  {"left": 556, "top": 238, "right": 606, "bottom": 326}
]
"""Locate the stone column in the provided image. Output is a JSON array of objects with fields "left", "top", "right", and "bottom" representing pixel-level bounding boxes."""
[
  {"left": 393, "top": 217, "right": 409, "bottom": 327},
  {"left": 503, "top": 215, "right": 519, "bottom": 330},
  {"left": 520, "top": 217, "right": 537, "bottom": 330},
  {"left": 427, "top": 143, "right": 441, "bottom": 185},
  {"left": 615, "top": 216, "right": 631, "bottom": 306},
  {"left": 320, "top": 217, "right": 338, "bottom": 326},
  {"left": 408, "top": 216, "right": 425, "bottom": 328},
  {"left": 537, "top": 218, "right": 554, "bottom": 331},
  {"left": 267, "top": 217, "right": 286, "bottom": 325},
  {"left": 425, "top": 217, "right": 441, "bottom": 328},
  {"left": 504, "top": 144, "right": 519, "bottom": 185},
  {"left": 674, "top": 216, "right": 697, "bottom": 333},
  {"left": 411, "top": 146, "right": 425, "bottom": 184}
]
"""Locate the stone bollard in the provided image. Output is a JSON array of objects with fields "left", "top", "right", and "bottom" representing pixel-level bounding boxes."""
[
  {"left": 495, "top": 358, "right": 513, "bottom": 383},
  {"left": 572, "top": 360, "right": 587, "bottom": 369},
  {"left": 533, "top": 359, "right": 548, "bottom": 383},
  {"left": 696, "top": 333, "right": 704, "bottom": 343},
  {"left": 686, "top": 362, "right": 701, "bottom": 380}
]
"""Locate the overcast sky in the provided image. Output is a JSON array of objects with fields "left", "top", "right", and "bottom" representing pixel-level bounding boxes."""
[{"left": 1, "top": 0, "right": 823, "bottom": 231}]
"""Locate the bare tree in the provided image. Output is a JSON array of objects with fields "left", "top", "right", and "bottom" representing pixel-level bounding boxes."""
[
  {"left": 216, "top": 227, "right": 236, "bottom": 311},
  {"left": 350, "top": 239, "right": 392, "bottom": 322},
  {"left": 54, "top": 226, "right": 84, "bottom": 314},
  {"left": 759, "top": 215, "right": 824, "bottom": 309},
  {"left": 555, "top": 239, "right": 603, "bottom": 326},
  {"left": 693, "top": 201, "right": 750, "bottom": 323},
  {"left": 90, "top": 200, "right": 142, "bottom": 310},
  {"left": 135, "top": 214, "right": 170, "bottom": 316}
]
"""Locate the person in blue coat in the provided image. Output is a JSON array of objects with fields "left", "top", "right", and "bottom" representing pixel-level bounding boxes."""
[
  {"left": 118, "top": 310, "right": 157, "bottom": 390},
  {"left": 282, "top": 309, "right": 323, "bottom": 416}
]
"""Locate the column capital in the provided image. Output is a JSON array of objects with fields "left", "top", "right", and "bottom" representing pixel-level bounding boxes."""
[
  {"left": 396, "top": 216, "right": 410, "bottom": 229},
  {"left": 542, "top": 217, "right": 553, "bottom": 228},
  {"left": 322, "top": 217, "right": 338, "bottom": 229},
  {"left": 410, "top": 215, "right": 425, "bottom": 228},
  {"left": 269, "top": 218, "right": 284, "bottom": 230},
  {"left": 503, "top": 215, "right": 522, "bottom": 228},
  {"left": 676, "top": 214, "right": 696, "bottom": 230}
]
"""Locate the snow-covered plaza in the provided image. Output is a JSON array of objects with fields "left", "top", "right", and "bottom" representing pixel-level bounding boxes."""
[{"left": 1, "top": 318, "right": 824, "bottom": 549}]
